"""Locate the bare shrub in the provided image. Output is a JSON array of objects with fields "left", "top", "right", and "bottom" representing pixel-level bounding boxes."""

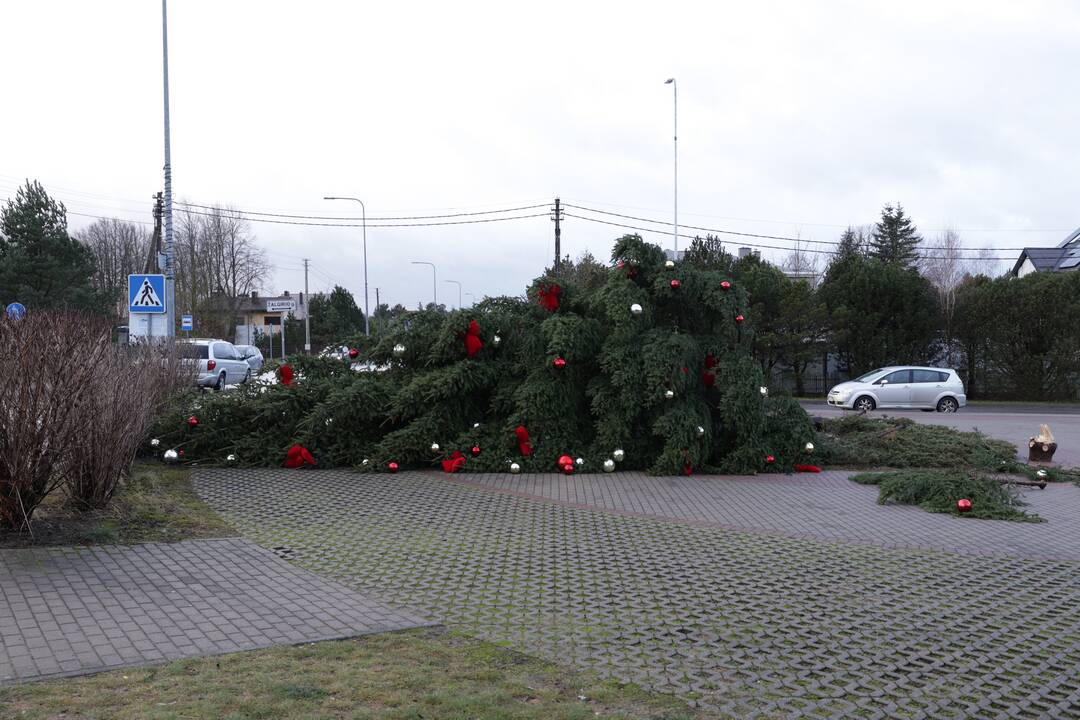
[
  {"left": 0, "top": 312, "right": 110, "bottom": 530},
  {"left": 65, "top": 340, "right": 192, "bottom": 510}
]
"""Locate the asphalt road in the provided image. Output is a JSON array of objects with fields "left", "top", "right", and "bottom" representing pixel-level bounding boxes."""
[{"left": 799, "top": 401, "right": 1080, "bottom": 468}]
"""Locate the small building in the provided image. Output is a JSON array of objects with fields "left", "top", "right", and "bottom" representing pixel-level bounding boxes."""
[
  {"left": 234, "top": 290, "right": 309, "bottom": 346},
  {"left": 1011, "top": 227, "right": 1080, "bottom": 277}
]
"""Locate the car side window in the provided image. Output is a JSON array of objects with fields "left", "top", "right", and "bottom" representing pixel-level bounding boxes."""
[
  {"left": 212, "top": 343, "right": 232, "bottom": 359},
  {"left": 938, "top": 371, "right": 950, "bottom": 382},
  {"left": 911, "top": 370, "right": 940, "bottom": 383},
  {"left": 883, "top": 370, "right": 910, "bottom": 384}
]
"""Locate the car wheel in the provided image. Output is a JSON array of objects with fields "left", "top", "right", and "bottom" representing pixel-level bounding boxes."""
[
  {"left": 937, "top": 397, "right": 958, "bottom": 413},
  {"left": 853, "top": 395, "right": 876, "bottom": 412},
  {"left": 215, "top": 372, "right": 226, "bottom": 392}
]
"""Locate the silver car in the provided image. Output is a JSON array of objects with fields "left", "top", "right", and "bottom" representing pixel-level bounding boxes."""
[
  {"left": 234, "top": 344, "right": 264, "bottom": 372},
  {"left": 827, "top": 366, "right": 967, "bottom": 413},
  {"left": 180, "top": 339, "right": 252, "bottom": 391}
]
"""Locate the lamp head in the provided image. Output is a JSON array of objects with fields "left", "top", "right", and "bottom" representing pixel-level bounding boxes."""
[{"left": 665, "top": 78, "right": 675, "bottom": 84}]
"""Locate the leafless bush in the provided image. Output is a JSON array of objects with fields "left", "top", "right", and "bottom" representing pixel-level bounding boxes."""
[
  {"left": 0, "top": 312, "right": 110, "bottom": 530},
  {"left": 65, "top": 339, "right": 192, "bottom": 509}
]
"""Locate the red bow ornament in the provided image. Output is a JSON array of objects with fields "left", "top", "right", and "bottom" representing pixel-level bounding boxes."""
[
  {"left": 537, "top": 283, "right": 561, "bottom": 312},
  {"left": 463, "top": 319, "right": 484, "bottom": 358},
  {"left": 283, "top": 445, "right": 316, "bottom": 468},
  {"left": 442, "top": 450, "right": 467, "bottom": 473},
  {"left": 515, "top": 426, "right": 532, "bottom": 456}
]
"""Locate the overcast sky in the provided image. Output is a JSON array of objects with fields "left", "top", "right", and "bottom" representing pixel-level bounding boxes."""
[{"left": 2, "top": 1, "right": 1079, "bottom": 311}]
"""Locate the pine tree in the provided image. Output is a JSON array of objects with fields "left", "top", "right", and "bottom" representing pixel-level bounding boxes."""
[
  {"left": 870, "top": 204, "right": 922, "bottom": 268},
  {"left": 0, "top": 180, "right": 104, "bottom": 312},
  {"left": 159, "top": 236, "right": 814, "bottom": 475}
]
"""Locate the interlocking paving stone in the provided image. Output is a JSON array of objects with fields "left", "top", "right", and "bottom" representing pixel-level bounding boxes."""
[
  {"left": 447, "top": 470, "right": 1080, "bottom": 561},
  {"left": 194, "top": 469, "right": 1080, "bottom": 718},
  {"left": 0, "top": 538, "right": 430, "bottom": 684}
]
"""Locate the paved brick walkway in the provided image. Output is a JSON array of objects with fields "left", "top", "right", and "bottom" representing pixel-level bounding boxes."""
[
  {"left": 0, "top": 538, "right": 429, "bottom": 684},
  {"left": 194, "top": 469, "right": 1080, "bottom": 719},
  {"left": 448, "top": 470, "right": 1080, "bottom": 560}
]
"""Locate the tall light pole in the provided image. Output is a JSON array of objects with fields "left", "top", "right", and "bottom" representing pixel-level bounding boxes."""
[
  {"left": 443, "top": 279, "right": 462, "bottom": 309},
  {"left": 162, "top": 0, "right": 175, "bottom": 336},
  {"left": 665, "top": 77, "right": 678, "bottom": 256},
  {"left": 411, "top": 261, "right": 437, "bottom": 306},
  {"left": 465, "top": 292, "right": 476, "bottom": 307},
  {"left": 323, "top": 196, "right": 369, "bottom": 336}
]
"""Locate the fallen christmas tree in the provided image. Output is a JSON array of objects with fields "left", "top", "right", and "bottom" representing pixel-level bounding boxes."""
[{"left": 152, "top": 236, "right": 815, "bottom": 475}]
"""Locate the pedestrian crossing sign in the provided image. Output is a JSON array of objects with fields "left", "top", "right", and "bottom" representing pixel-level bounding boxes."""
[{"left": 128, "top": 274, "right": 167, "bottom": 314}]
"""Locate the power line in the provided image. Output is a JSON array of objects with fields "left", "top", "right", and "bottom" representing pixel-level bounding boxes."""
[
  {"left": 562, "top": 213, "right": 1018, "bottom": 261},
  {"left": 172, "top": 206, "right": 550, "bottom": 228},
  {"left": 564, "top": 204, "right": 1028, "bottom": 255},
  {"left": 173, "top": 200, "right": 549, "bottom": 222}
]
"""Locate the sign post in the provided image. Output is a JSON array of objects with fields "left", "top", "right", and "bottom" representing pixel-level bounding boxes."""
[
  {"left": 181, "top": 314, "right": 193, "bottom": 333},
  {"left": 266, "top": 299, "right": 296, "bottom": 359},
  {"left": 128, "top": 274, "right": 168, "bottom": 341}
]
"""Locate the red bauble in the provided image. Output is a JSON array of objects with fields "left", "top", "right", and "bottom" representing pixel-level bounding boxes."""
[
  {"left": 557, "top": 454, "right": 573, "bottom": 471},
  {"left": 388, "top": 462, "right": 399, "bottom": 473},
  {"left": 562, "top": 463, "right": 574, "bottom": 475},
  {"left": 957, "top": 498, "right": 972, "bottom": 513},
  {"left": 670, "top": 279, "right": 681, "bottom": 289},
  {"left": 178, "top": 449, "right": 185, "bottom": 457},
  {"left": 470, "top": 445, "right": 481, "bottom": 457},
  {"left": 348, "top": 348, "right": 359, "bottom": 359},
  {"left": 187, "top": 416, "right": 199, "bottom": 428},
  {"left": 721, "top": 280, "right": 732, "bottom": 291},
  {"left": 553, "top": 357, "right": 567, "bottom": 369},
  {"left": 735, "top": 314, "right": 745, "bottom": 324},
  {"left": 765, "top": 454, "right": 775, "bottom": 464}
]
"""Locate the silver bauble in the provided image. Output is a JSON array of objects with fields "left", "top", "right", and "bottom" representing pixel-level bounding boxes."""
[
  {"left": 150, "top": 438, "right": 160, "bottom": 448},
  {"left": 630, "top": 303, "right": 643, "bottom": 316},
  {"left": 509, "top": 462, "right": 521, "bottom": 474},
  {"left": 805, "top": 442, "right": 815, "bottom": 454},
  {"left": 613, "top": 448, "right": 625, "bottom": 462},
  {"left": 493, "top": 334, "right": 502, "bottom": 346},
  {"left": 575, "top": 457, "right": 585, "bottom": 467},
  {"left": 1036, "top": 469, "right": 1048, "bottom": 479},
  {"left": 665, "top": 259, "right": 675, "bottom": 268},
  {"left": 760, "top": 386, "right": 769, "bottom": 396},
  {"left": 473, "top": 422, "right": 481, "bottom": 428},
  {"left": 392, "top": 343, "right": 406, "bottom": 357},
  {"left": 665, "top": 389, "right": 675, "bottom": 400},
  {"left": 226, "top": 454, "right": 237, "bottom": 464},
  {"left": 603, "top": 459, "right": 615, "bottom": 472},
  {"left": 163, "top": 449, "right": 179, "bottom": 463},
  {"left": 696, "top": 425, "right": 705, "bottom": 436},
  {"left": 361, "top": 458, "right": 370, "bottom": 467},
  {"left": 431, "top": 442, "right": 441, "bottom": 452}
]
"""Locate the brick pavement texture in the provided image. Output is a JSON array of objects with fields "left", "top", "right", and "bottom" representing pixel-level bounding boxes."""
[
  {"left": 194, "top": 469, "right": 1080, "bottom": 719},
  {"left": 447, "top": 470, "right": 1080, "bottom": 561},
  {"left": 0, "top": 537, "right": 429, "bottom": 685}
]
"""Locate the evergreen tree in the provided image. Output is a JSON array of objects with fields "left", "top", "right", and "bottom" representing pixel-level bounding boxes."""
[
  {"left": 160, "top": 236, "right": 813, "bottom": 475},
  {"left": 0, "top": 180, "right": 105, "bottom": 312},
  {"left": 683, "top": 234, "right": 735, "bottom": 273},
  {"left": 308, "top": 285, "right": 364, "bottom": 350},
  {"left": 836, "top": 226, "right": 868, "bottom": 261},
  {"left": 870, "top": 204, "right": 922, "bottom": 267}
]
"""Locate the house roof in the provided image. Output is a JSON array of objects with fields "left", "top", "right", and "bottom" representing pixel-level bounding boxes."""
[{"left": 1011, "top": 228, "right": 1080, "bottom": 275}]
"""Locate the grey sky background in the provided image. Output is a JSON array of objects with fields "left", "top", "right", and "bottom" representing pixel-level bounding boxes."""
[{"left": 2, "top": 0, "right": 1079, "bottom": 311}]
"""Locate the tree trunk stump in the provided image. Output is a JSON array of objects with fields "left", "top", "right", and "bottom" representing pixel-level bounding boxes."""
[{"left": 1028, "top": 439, "right": 1057, "bottom": 463}]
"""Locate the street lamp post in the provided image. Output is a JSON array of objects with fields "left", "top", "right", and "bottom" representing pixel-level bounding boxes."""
[
  {"left": 411, "top": 261, "right": 437, "bottom": 306},
  {"left": 443, "top": 279, "right": 462, "bottom": 309},
  {"left": 465, "top": 292, "right": 476, "bottom": 307},
  {"left": 665, "top": 77, "right": 678, "bottom": 256},
  {"left": 323, "top": 196, "right": 369, "bottom": 336}
]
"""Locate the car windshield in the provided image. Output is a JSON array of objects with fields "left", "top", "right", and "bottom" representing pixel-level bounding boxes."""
[{"left": 854, "top": 368, "right": 886, "bottom": 382}]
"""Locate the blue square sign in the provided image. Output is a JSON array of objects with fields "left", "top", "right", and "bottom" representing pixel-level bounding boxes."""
[
  {"left": 181, "top": 314, "right": 193, "bottom": 331},
  {"left": 128, "top": 274, "right": 167, "bottom": 314}
]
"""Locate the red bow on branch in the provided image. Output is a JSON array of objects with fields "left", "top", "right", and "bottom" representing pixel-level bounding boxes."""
[
  {"left": 442, "top": 450, "right": 467, "bottom": 473},
  {"left": 515, "top": 425, "right": 532, "bottom": 456},
  {"left": 278, "top": 363, "right": 294, "bottom": 387},
  {"left": 702, "top": 354, "right": 717, "bottom": 388},
  {"left": 463, "top": 319, "right": 484, "bottom": 358},
  {"left": 794, "top": 464, "right": 821, "bottom": 473},
  {"left": 283, "top": 444, "right": 316, "bottom": 468},
  {"left": 538, "top": 283, "right": 561, "bottom": 312}
]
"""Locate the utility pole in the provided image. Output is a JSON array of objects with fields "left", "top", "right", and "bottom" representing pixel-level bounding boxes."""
[
  {"left": 303, "top": 259, "right": 311, "bottom": 353},
  {"left": 162, "top": 0, "right": 175, "bottom": 337},
  {"left": 144, "top": 193, "right": 163, "bottom": 274},
  {"left": 552, "top": 197, "right": 562, "bottom": 271}
]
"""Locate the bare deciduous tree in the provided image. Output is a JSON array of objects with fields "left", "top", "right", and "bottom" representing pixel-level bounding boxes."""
[
  {"left": 918, "top": 228, "right": 968, "bottom": 365},
  {"left": 781, "top": 234, "right": 821, "bottom": 284},
  {"left": 173, "top": 204, "right": 272, "bottom": 338},
  {"left": 76, "top": 218, "right": 151, "bottom": 308}
]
